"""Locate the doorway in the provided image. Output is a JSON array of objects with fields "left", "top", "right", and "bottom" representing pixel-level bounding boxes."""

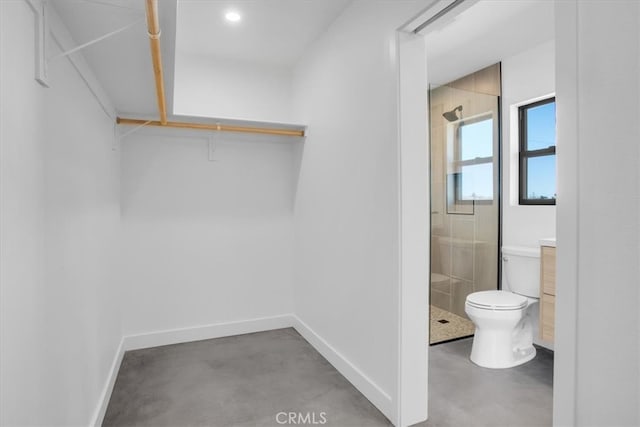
[{"left": 396, "top": 0, "right": 559, "bottom": 423}]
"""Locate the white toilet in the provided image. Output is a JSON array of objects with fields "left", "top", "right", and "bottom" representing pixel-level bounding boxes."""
[{"left": 464, "top": 246, "right": 540, "bottom": 369}]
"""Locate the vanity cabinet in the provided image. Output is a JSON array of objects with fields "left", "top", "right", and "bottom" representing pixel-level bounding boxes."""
[{"left": 540, "top": 246, "right": 556, "bottom": 342}]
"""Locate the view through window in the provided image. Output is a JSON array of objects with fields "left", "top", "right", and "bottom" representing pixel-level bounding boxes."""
[
  {"left": 519, "top": 97, "right": 556, "bottom": 204},
  {"left": 456, "top": 117, "right": 494, "bottom": 202}
]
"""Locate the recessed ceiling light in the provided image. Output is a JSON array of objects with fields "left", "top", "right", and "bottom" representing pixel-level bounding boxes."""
[{"left": 225, "top": 11, "right": 241, "bottom": 23}]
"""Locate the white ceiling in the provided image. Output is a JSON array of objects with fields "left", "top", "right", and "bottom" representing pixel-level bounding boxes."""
[
  {"left": 50, "top": 0, "right": 554, "bottom": 117},
  {"left": 175, "top": 0, "right": 353, "bottom": 66},
  {"left": 424, "top": 0, "right": 555, "bottom": 84},
  {"left": 52, "top": 0, "right": 353, "bottom": 116},
  {"left": 52, "top": 0, "right": 173, "bottom": 116}
]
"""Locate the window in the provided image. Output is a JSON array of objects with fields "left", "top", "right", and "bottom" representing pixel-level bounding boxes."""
[
  {"left": 454, "top": 116, "right": 494, "bottom": 202},
  {"left": 519, "top": 97, "right": 556, "bottom": 205}
]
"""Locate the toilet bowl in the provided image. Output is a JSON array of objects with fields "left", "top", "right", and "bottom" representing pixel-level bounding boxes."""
[{"left": 464, "top": 246, "right": 540, "bottom": 369}]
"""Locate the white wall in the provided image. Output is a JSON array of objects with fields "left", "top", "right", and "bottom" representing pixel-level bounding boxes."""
[
  {"left": 424, "top": 1, "right": 554, "bottom": 86},
  {"left": 0, "top": 1, "right": 122, "bottom": 425},
  {"left": 291, "top": 1, "right": 428, "bottom": 423},
  {"left": 173, "top": 52, "right": 294, "bottom": 123},
  {"left": 501, "top": 41, "right": 555, "bottom": 350},
  {"left": 554, "top": 1, "right": 640, "bottom": 425},
  {"left": 502, "top": 40, "right": 556, "bottom": 248},
  {"left": 120, "top": 130, "right": 295, "bottom": 335},
  {"left": 0, "top": 3, "right": 47, "bottom": 424},
  {"left": 397, "top": 32, "right": 430, "bottom": 427}
]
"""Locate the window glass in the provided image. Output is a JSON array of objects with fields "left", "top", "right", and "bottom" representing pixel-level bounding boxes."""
[
  {"left": 525, "top": 102, "right": 556, "bottom": 150},
  {"left": 526, "top": 156, "right": 556, "bottom": 200},
  {"left": 461, "top": 163, "right": 493, "bottom": 201},
  {"left": 456, "top": 117, "right": 494, "bottom": 202},
  {"left": 460, "top": 119, "right": 493, "bottom": 160},
  {"left": 519, "top": 98, "right": 556, "bottom": 205}
]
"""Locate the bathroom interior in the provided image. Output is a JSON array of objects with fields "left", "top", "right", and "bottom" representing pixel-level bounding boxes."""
[
  {"left": 425, "top": 0, "right": 557, "bottom": 367},
  {"left": 428, "top": 67, "right": 500, "bottom": 344}
]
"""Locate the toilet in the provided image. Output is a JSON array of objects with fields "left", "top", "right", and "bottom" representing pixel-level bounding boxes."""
[{"left": 464, "top": 246, "right": 540, "bottom": 369}]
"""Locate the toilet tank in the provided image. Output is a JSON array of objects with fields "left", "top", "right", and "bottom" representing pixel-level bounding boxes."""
[{"left": 502, "top": 246, "right": 540, "bottom": 298}]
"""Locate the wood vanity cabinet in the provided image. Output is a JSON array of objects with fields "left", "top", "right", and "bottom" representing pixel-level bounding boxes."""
[{"left": 540, "top": 246, "right": 556, "bottom": 342}]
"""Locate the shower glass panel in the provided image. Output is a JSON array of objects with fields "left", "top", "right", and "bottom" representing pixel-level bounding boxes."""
[{"left": 429, "top": 84, "right": 500, "bottom": 345}]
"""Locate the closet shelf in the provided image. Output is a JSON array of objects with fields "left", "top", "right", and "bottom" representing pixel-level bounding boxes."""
[{"left": 116, "top": 116, "right": 306, "bottom": 138}]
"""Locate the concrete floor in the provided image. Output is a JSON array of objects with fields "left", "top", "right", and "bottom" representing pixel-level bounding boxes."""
[
  {"left": 103, "top": 328, "right": 392, "bottom": 426},
  {"left": 104, "top": 329, "right": 553, "bottom": 427},
  {"left": 424, "top": 338, "right": 554, "bottom": 427}
]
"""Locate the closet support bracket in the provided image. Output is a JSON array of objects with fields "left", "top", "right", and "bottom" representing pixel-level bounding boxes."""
[{"left": 48, "top": 18, "right": 144, "bottom": 62}]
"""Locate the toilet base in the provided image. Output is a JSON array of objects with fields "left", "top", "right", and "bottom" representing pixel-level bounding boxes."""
[{"left": 469, "top": 327, "right": 537, "bottom": 369}]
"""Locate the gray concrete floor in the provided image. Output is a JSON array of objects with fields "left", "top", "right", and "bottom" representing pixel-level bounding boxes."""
[
  {"left": 422, "top": 338, "right": 554, "bottom": 427},
  {"left": 103, "top": 328, "right": 392, "bottom": 426},
  {"left": 104, "top": 330, "right": 553, "bottom": 427}
]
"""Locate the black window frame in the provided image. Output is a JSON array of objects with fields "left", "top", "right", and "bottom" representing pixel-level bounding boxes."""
[{"left": 519, "top": 97, "right": 556, "bottom": 205}]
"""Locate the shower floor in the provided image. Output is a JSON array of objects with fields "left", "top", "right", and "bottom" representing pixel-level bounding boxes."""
[{"left": 430, "top": 305, "right": 475, "bottom": 344}]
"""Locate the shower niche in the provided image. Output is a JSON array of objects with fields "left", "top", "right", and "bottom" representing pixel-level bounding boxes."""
[{"left": 429, "top": 64, "right": 501, "bottom": 344}]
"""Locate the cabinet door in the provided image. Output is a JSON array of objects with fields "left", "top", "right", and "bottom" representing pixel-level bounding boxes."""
[
  {"left": 541, "top": 246, "right": 556, "bottom": 296},
  {"left": 541, "top": 293, "right": 555, "bottom": 342}
]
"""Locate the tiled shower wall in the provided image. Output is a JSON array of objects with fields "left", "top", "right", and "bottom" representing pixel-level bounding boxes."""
[{"left": 430, "top": 64, "right": 501, "bottom": 319}]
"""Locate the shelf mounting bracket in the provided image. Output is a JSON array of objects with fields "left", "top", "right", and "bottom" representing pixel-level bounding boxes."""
[{"left": 48, "top": 18, "right": 144, "bottom": 62}]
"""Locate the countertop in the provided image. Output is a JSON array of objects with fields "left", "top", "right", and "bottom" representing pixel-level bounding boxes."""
[{"left": 539, "top": 237, "right": 556, "bottom": 247}]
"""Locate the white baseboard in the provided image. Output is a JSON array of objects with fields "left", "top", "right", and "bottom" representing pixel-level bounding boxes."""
[
  {"left": 291, "top": 315, "right": 394, "bottom": 421},
  {"left": 91, "top": 314, "right": 295, "bottom": 426},
  {"left": 90, "top": 337, "right": 125, "bottom": 427},
  {"left": 91, "top": 314, "right": 393, "bottom": 426},
  {"left": 122, "top": 314, "right": 295, "bottom": 351}
]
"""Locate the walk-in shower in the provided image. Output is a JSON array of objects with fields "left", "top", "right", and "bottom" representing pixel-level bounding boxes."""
[{"left": 429, "top": 64, "right": 501, "bottom": 344}]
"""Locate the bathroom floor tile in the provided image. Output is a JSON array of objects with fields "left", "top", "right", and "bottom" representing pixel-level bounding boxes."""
[{"left": 430, "top": 305, "right": 475, "bottom": 344}]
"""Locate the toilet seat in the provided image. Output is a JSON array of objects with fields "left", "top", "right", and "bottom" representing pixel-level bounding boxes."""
[{"left": 466, "top": 290, "right": 527, "bottom": 311}]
